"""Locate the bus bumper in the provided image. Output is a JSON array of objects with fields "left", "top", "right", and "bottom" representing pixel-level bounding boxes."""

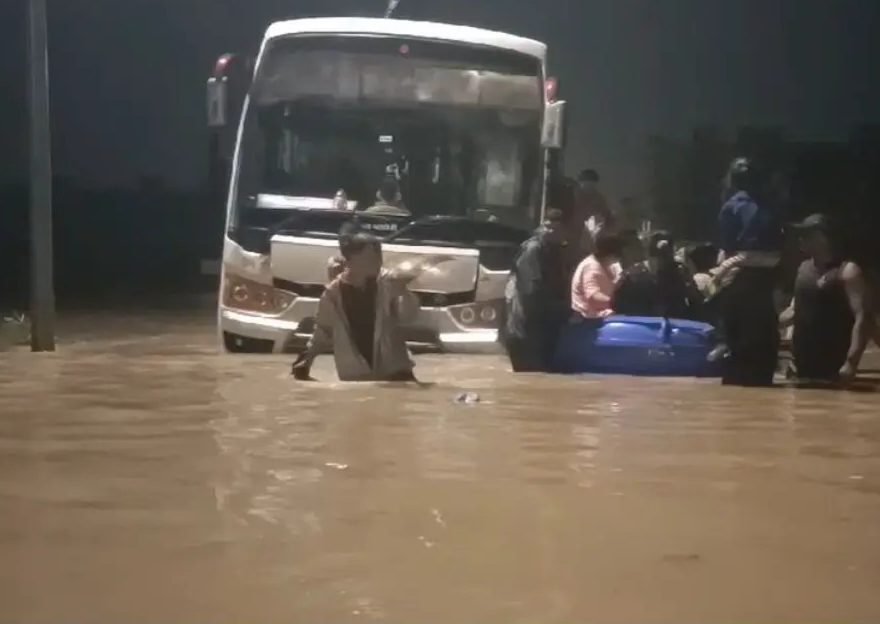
[{"left": 219, "top": 302, "right": 502, "bottom": 355}]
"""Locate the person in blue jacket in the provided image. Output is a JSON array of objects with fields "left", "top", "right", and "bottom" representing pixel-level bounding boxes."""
[{"left": 716, "top": 158, "right": 784, "bottom": 386}]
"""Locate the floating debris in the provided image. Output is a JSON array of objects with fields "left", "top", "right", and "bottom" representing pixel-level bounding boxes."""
[
  {"left": 431, "top": 508, "right": 446, "bottom": 528},
  {"left": 454, "top": 392, "right": 480, "bottom": 404}
]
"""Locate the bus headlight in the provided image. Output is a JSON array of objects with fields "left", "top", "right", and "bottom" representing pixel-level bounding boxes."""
[
  {"left": 451, "top": 301, "right": 503, "bottom": 329},
  {"left": 480, "top": 306, "right": 497, "bottom": 323},
  {"left": 223, "top": 274, "right": 295, "bottom": 315}
]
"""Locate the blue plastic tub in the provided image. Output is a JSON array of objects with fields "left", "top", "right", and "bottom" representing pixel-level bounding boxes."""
[{"left": 553, "top": 316, "right": 722, "bottom": 377}]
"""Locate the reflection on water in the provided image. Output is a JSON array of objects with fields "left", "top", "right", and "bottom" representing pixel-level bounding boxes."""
[{"left": 1, "top": 310, "right": 880, "bottom": 623}]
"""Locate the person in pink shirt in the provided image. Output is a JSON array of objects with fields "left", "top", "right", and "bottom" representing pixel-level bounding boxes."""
[{"left": 571, "top": 232, "right": 624, "bottom": 318}]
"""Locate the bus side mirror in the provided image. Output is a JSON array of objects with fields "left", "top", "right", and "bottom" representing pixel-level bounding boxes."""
[
  {"left": 542, "top": 100, "right": 566, "bottom": 149},
  {"left": 207, "top": 76, "right": 228, "bottom": 128},
  {"left": 207, "top": 53, "right": 253, "bottom": 128}
]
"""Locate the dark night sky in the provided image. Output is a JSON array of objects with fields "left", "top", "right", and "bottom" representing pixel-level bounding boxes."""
[{"left": 2, "top": 0, "right": 879, "bottom": 196}]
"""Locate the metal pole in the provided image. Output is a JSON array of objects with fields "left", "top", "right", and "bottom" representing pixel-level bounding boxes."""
[{"left": 27, "top": 0, "right": 56, "bottom": 351}]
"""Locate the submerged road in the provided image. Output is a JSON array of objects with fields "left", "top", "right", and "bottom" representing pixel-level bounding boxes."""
[{"left": 1, "top": 306, "right": 879, "bottom": 623}]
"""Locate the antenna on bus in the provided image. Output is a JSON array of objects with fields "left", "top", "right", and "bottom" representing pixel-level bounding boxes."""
[{"left": 384, "top": 0, "right": 401, "bottom": 18}]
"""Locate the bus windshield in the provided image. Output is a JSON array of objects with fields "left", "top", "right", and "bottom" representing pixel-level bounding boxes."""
[{"left": 233, "top": 36, "right": 544, "bottom": 232}]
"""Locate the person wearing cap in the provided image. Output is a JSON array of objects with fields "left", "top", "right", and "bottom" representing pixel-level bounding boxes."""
[
  {"left": 365, "top": 177, "right": 411, "bottom": 217},
  {"left": 779, "top": 213, "right": 874, "bottom": 383},
  {"left": 501, "top": 187, "right": 577, "bottom": 372},
  {"left": 715, "top": 157, "right": 784, "bottom": 386}
]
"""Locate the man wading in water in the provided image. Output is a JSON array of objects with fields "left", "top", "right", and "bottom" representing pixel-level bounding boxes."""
[
  {"left": 500, "top": 183, "right": 577, "bottom": 372},
  {"left": 292, "top": 225, "right": 420, "bottom": 382},
  {"left": 779, "top": 214, "right": 874, "bottom": 384}
]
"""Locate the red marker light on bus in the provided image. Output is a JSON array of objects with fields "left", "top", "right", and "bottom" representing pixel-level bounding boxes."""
[
  {"left": 545, "top": 77, "right": 559, "bottom": 102},
  {"left": 399, "top": 44, "right": 410, "bottom": 56},
  {"left": 213, "top": 53, "right": 235, "bottom": 78}
]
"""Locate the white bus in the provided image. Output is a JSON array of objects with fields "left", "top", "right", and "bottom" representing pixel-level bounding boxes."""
[{"left": 207, "top": 17, "right": 566, "bottom": 353}]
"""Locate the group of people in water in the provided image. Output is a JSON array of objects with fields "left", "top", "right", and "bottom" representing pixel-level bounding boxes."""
[
  {"left": 502, "top": 159, "right": 877, "bottom": 386},
  {"left": 293, "top": 158, "right": 877, "bottom": 387}
]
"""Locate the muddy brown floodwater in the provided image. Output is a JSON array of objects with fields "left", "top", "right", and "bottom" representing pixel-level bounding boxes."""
[{"left": 1, "top": 307, "right": 879, "bottom": 623}]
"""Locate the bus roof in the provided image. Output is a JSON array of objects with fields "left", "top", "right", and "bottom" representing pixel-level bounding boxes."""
[{"left": 264, "top": 17, "right": 546, "bottom": 62}]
